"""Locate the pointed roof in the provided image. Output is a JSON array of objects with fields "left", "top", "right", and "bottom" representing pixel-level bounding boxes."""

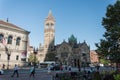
[{"left": 46, "top": 10, "right": 55, "bottom": 21}]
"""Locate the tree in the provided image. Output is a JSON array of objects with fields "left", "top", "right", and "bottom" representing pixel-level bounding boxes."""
[
  {"left": 100, "top": 58, "right": 110, "bottom": 66},
  {"left": 96, "top": 1, "right": 120, "bottom": 68},
  {"left": 28, "top": 53, "right": 39, "bottom": 65},
  {"left": 44, "top": 51, "right": 56, "bottom": 61}
]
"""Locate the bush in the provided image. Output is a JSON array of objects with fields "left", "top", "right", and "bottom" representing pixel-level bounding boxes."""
[{"left": 114, "top": 74, "right": 120, "bottom": 80}]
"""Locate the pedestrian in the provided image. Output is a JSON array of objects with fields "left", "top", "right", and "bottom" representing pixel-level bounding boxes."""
[
  {"left": 65, "top": 66, "right": 67, "bottom": 70},
  {"left": 68, "top": 65, "right": 71, "bottom": 71},
  {"left": 2, "top": 64, "right": 5, "bottom": 69},
  {"left": 29, "top": 66, "right": 35, "bottom": 77},
  {"left": 47, "top": 66, "right": 51, "bottom": 74},
  {"left": 11, "top": 64, "right": 19, "bottom": 77}
]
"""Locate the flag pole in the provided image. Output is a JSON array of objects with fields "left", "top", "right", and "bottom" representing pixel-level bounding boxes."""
[{"left": 2, "top": 37, "right": 11, "bottom": 70}]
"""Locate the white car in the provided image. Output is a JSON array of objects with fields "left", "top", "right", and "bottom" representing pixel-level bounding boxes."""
[{"left": 0, "top": 69, "right": 4, "bottom": 75}]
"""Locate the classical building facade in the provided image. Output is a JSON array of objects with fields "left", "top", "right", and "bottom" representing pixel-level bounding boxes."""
[
  {"left": 0, "top": 20, "right": 30, "bottom": 69},
  {"left": 37, "top": 11, "right": 91, "bottom": 67}
]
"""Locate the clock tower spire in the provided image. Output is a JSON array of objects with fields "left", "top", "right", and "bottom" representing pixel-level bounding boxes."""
[{"left": 44, "top": 10, "right": 55, "bottom": 55}]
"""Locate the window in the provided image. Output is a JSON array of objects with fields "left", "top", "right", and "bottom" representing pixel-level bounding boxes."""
[
  {"left": 21, "top": 58, "right": 26, "bottom": 61},
  {"left": 82, "top": 53, "right": 86, "bottom": 56},
  {"left": 46, "top": 23, "right": 49, "bottom": 26},
  {"left": 7, "top": 36, "right": 13, "bottom": 44},
  {"left": 61, "top": 52, "right": 68, "bottom": 58},
  {"left": 16, "top": 37, "right": 21, "bottom": 45},
  {"left": 51, "top": 23, "right": 54, "bottom": 26},
  {"left": 0, "top": 34, "right": 4, "bottom": 43},
  {"left": 46, "top": 23, "right": 49, "bottom": 29},
  {"left": 16, "top": 55, "right": 19, "bottom": 60}
]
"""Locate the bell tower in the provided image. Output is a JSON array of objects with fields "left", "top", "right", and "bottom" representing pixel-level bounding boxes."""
[{"left": 44, "top": 10, "right": 55, "bottom": 54}]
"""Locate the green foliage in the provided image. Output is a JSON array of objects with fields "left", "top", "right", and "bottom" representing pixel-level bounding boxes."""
[
  {"left": 96, "top": 1, "right": 120, "bottom": 63},
  {"left": 114, "top": 74, "right": 120, "bottom": 80},
  {"left": 44, "top": 51, "right": 56, "bottom": 61},
  {"left": 28, "top": 53, "right": 38, "bottom": 63},
  {"left": 100, "top": 58, "right": 110, "bottom": 65}
]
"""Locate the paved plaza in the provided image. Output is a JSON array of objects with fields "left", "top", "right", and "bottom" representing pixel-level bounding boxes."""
[
  {"left": 0, "top": 73, "right": 53, "bottom": 80},
  {"left": 0, "top": 69, "right": 55, "bottom": 80},
  {"left": 0, "top": 67, "right": 116, "bottom": 80}
]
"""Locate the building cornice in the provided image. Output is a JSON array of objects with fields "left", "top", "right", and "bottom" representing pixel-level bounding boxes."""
[{"left": 0, "top": 24, "right": 30, "bottom": 35}]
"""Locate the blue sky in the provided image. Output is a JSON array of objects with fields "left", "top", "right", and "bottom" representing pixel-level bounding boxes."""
[{"left": 0, "top": 0, "right": 116, "bottom": 50}]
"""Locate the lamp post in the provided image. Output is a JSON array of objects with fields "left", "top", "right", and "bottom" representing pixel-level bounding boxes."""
[
  {"left": 77, "top": 59, "right": 80, "bottom": 72},
  {"left": 83, "top": 54, "right": 86, "bottom": 71},
  {"left": 7, "top": 52, "right": 11, "bottom": 70},
  {"left": 5, "top": 46, "right": 11, "bottom": 70},
  {"left": 33, "top": 48, "right": 37, "bottom": 68},
  {"left": 55, "top": 56, "right": 58, "bottom": 64}
]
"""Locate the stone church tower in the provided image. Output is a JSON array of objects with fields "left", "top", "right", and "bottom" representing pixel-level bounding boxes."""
[
  {"left": 37, "top": 11, "right": 91, "bottom": 66},
  {"left": 44, "top": 10, "right": 55, "bottom": 55}
]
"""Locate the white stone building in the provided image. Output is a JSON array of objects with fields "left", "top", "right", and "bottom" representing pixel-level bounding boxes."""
[{"left": 0, "top": 20, "right": 30, "bottom": 69}]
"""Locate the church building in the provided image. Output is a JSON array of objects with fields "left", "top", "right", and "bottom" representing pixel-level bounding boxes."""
[{"left": 37, "top": 11, "right": 91, "bottom": 67}]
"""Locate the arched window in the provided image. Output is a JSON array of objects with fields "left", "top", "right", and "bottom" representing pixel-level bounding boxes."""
[
  {"left": 0, "top": 34, "right": 4, "bottom": 43},
  {"left": 16, "top": 55, "right": 19, "bottom": 60},
  {"left": 7, "top": 36, "right": 13, "bottom": 44},
  {"left": 16, "top": 37, "right": 21, "bottom": 45}
]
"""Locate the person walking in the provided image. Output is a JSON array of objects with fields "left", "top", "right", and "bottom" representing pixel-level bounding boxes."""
[
  {"left": 2, "top": 64, "right": 5, "bottom": 69},
  {"left": 68, "top": 65, "right": 71, "bottom": 71},
  {"left": 11, "top": 64, "right": 19, "bottom": 77},
  {"left": 29, "top": 66, "right": 35, "bottom": 77}
]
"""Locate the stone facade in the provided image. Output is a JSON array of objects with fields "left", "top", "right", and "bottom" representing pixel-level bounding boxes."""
[
  {"left": 37, "top": 11, "right": 91, "bottom": 67},
  {"left": 36, "top": 10, "right": 55, "bottom": 62},
  {"left": 55, "top": 40, "right": 90, "bottom": 67},
  {"left": 0, "top": 20, "right": 30, "bottom": 69}
]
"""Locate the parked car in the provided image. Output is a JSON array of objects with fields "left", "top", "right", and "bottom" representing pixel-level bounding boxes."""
[
  {"left": 0, "top": 69, "right": 4, "bottom": 75},
  {"left": 50, "top": 64, "right": 61, "bottom": 70}
]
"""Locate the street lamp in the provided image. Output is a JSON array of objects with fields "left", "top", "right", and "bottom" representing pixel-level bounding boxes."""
[
  {"left": 5, "top": 46, "right": 11, "bottom": 70},
  {"left": 7, "top": 52, "right": 11, "bottom": 70},
  {"left": 55, "top": 56, "right": 58, "bottom": 64},
  {"left": 33, "top": 48, "right": 38, "bottom": 68},
  {"left": 82, "top": 53, "right": 86, "bottom": 71},
  {"left": 77, "top": 59, "right": 80, "bottom": 72}
]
